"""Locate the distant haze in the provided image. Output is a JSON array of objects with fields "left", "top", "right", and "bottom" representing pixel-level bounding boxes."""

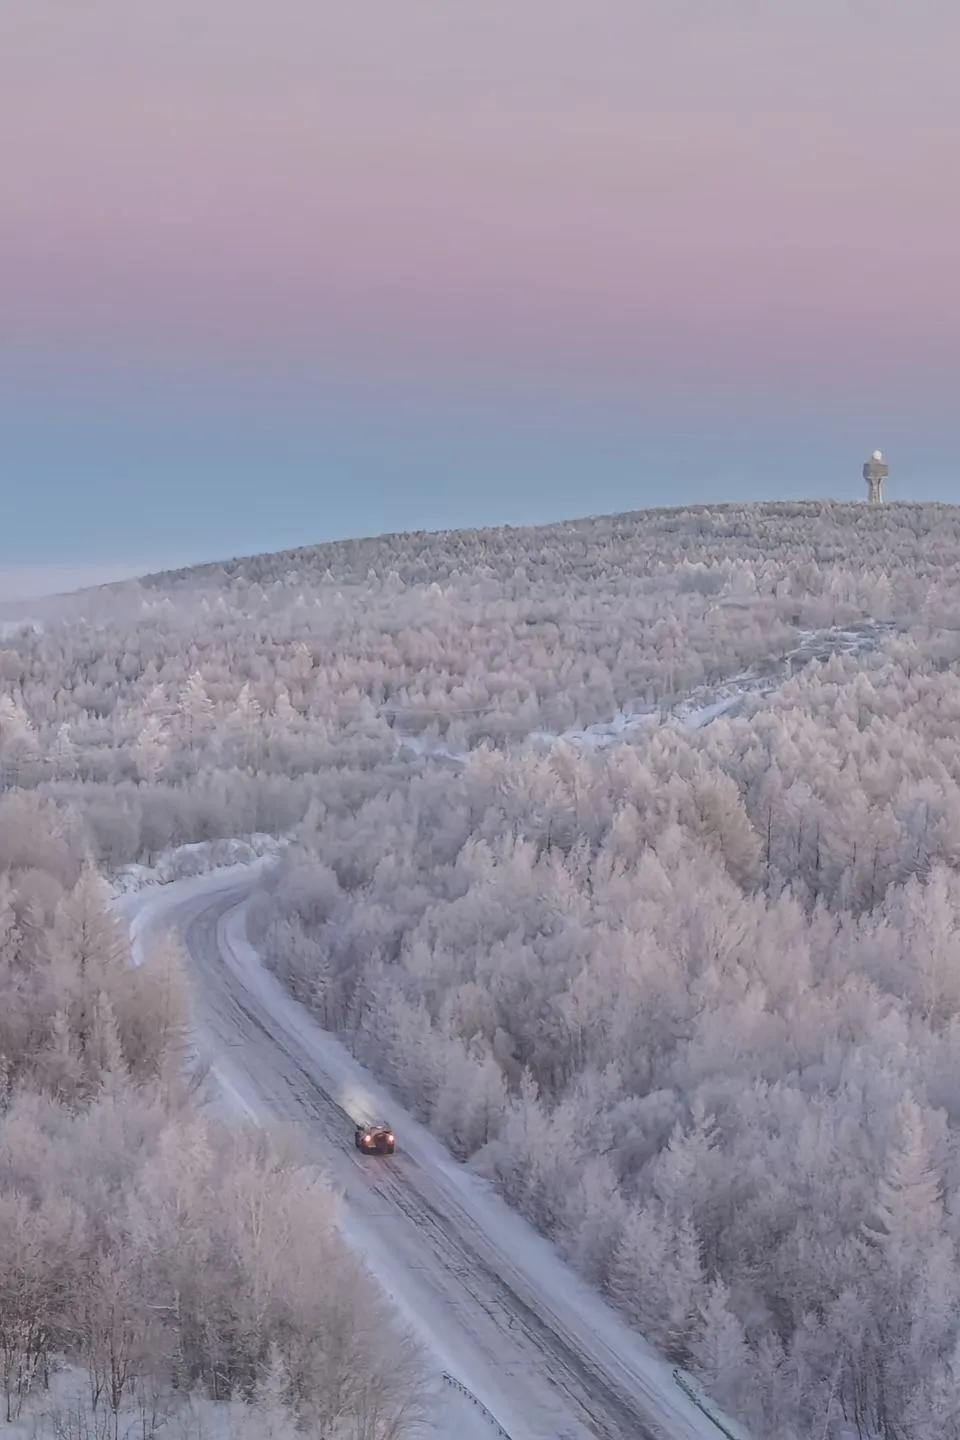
[
  {"left": 3, "top": 1, "right": 959, "bottom": 592},
  {"left": 0, "top": 560, "right": 172, "bottom": 602}
]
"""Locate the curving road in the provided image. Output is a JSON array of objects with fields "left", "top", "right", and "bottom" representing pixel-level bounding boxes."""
[{"left": 123, "top": 867, "right": 732, "bottom": 1440}]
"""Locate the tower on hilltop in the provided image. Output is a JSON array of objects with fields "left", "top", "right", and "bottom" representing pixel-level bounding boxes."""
[{"left": 863, "top": 450, "right": 888, "bottom": 504}]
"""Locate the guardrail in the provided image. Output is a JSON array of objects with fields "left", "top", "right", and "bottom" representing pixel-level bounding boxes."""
[
  {"left": 443, "top": 1365, "right": 739, "bottom": 1440},
  {"left": 441, "top": 1372, "right": 513, "bottom": 1439},
  {"left": 672, "top": 1368, "right": 741, "bottom": 1440}
]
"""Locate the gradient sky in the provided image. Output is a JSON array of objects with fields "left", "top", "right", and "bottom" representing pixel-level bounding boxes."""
[{"left": 2, "top": 1, "right": 959, "bottom": 595}]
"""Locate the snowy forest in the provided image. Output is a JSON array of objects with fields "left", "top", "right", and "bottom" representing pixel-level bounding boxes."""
[{"left": 5, "top": 498, "right": 960, "bottom": 1438}]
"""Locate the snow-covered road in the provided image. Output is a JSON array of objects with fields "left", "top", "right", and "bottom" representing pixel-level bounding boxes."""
[{"left": 120, "top": 869, "right": 737, "bottom": 1440}]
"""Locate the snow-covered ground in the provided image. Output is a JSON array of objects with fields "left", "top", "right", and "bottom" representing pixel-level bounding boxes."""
[
  {"left": 432, "top": 1383, "right": 518, "bottom": 1440},
  {"left": 0, "top": 1370, "right": 497, "bottom": 1440},
  {"left": 119, "top": 868, "right": 745, "bottom": 1440}
]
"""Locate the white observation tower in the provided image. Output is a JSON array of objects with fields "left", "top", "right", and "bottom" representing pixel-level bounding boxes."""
[{"left": 863, "top": 450, "right": 888, "bottom": 504}]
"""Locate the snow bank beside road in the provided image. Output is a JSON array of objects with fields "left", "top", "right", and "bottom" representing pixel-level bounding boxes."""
[{"left": 112, "top": 833, "right": 285, "bottom": 894}]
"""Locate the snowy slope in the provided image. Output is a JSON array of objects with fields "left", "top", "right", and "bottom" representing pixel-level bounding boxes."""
[{"left": 120, "top": 869, "right": 743, "bottom": 1440}]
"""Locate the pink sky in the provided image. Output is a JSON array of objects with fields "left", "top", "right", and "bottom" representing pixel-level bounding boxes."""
[
  {"left": 2, "top": 2, "right": 959, "bottom": 582},
  {"left": 5, "top": 2, "right": 959, "bottom": 391}
]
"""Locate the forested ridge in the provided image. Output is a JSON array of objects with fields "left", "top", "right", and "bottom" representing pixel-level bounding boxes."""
[{"left": 5, "top": 499, "right": 960, "bottom": 1438}]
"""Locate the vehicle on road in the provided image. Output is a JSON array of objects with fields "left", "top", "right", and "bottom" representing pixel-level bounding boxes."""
[{"left": 355, "top": 1120, "right": 396, "bottom": 1155}]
